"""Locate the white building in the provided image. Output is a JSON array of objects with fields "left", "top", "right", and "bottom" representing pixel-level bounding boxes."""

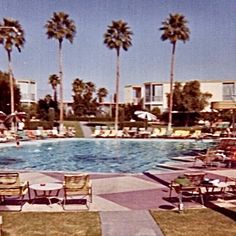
[
  {"left": 124, "top": 80, "right": 236, "bottom": 112},
  {"left": 16, "top": 80, "right": 37, "bottom": 106}
]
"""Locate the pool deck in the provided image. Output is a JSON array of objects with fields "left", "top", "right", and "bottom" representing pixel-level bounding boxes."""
[
  {"left": 0, "top": 166, "right": 236, "bottom": 235},
  {"left": 1, "top": 166, "right": 234, "bottom": 212}
]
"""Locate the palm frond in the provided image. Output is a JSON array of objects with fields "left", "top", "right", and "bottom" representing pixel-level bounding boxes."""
[
  {"left": 160, "top": 13, "right": 190, "bottom": 44},
  {"left": 0, "top": 18, "right": 25, "bottom": 53},
  {"left": 104, "top": 19, "right": 133, "bottom": 52},
  {"left": 45, "top": 11, "right": 76, "bottom": 43}
]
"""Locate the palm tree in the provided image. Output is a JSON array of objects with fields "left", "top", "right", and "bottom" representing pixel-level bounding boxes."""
[
  {"left": 48, "top": 74, "right": 60, "bottom": 102},
  {"left": 72, "top": 78, "right": 85, "bottom": 96},
  {"left": 45, "top": 12, "right": 76, "bottom": 131},
  {"left": 97, "top": 87, "right": 108, "bottom": 103},
  {"left": 160, "top": 13, "right": 190, "bottom": 134},
  {"left": 0, "top": 18, "right": 25, "bottom": 117},
  {"left": 104, "top": 20, "right": 133, "bottom": 133}
]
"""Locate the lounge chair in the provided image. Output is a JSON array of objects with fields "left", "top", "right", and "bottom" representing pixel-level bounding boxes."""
[
  {"left": 99, "top": 128, "right": 111, "bottom": 138},
  {"left": 0, "top": 172, "right": 29, "bottom": 211},
  {"left": 108, "top": 128, "right": 117, "bottom": 138},
  {"left": 63, "top": 174, "right": 92, "bottom": 209},
  {"left": 25, "top": 130, "right": 37, "bottom": 140},
  {"left": 171, "top": 130, "right": 190, "bottom": 138},
  {"left": 194, "top": 147, "right": 230, "bottom": 167},
  {"left": 138, "top": 128, "right": 151, "bottom": 138},
  {"left": 157, "top": 127, "right": 167, "bottom": 137},
  {"left": 189, "top": 130, "right": 202, "bottom": 139},
  {"left": 3, "top": 131, "right": 15, "bottom": 142},
  {"left": 91, "top": 127, "right": 101, "bottom": 137},
  {"left": 169, "top": 172, "right": 206, "bottom": 210},
  {"left": 116, "top": 130, "right": 124, "bottom": 138},
  {"left": 122, "top": 127, "right": 132, "bottom": 138},
  {"left": 150, "top": 128, "right": 160, "bottom": 138}
]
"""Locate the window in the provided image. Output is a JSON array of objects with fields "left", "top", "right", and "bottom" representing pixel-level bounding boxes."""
[
  {"left": 145, "top": 85, "right": 151, "bottom": 102},
  {"left": 223, "top": 83, "right": 235, "bottom": 100},
  {"left": 152, "top": 84, "right": 163, "bottom": 102}
]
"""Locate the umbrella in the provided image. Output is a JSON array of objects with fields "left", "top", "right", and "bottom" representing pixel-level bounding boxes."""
[
  {"left": 134, "top": 110, "right": 157, "bottom": 121},
  {"left": 4, "top": 112, "right": 26, "bottom": 124},
  {"left": 4, "top": 112, "right": 26, "bottom": 131},
  {"left": 134, "top": 110, "right": 157, "bottom": 130},
  {"left": 0, "top": 111, "right": 7, "bottom": 121}
]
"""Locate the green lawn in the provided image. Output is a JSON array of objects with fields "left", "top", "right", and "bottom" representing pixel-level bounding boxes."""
[
  {"left": 1, "top": 208, "right": 236, "bottom": 236},
  {"left": 1, "top": 212, "right": 101, "bottom": 236},
  {"left": 150, "top": 208, "right": 236, "bottom": 236}
]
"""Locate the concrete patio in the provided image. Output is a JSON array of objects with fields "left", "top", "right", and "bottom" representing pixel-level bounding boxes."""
[{"left": 0, "top": 165, "right": 235, "bottom": 235}]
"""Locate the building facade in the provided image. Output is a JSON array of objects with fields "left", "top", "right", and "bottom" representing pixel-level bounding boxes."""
[
  {"left": 16, "top": 80, "right": 37, "bottom": 106},
  {"left": 124, "top": 80, "right": 236, "bottom": 112}
]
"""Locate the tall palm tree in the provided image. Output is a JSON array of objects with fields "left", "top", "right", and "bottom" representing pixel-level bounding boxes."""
[
  {"left": 104, "top": 20, "right": 133, "bottom": 133},
  {"left": 48, "top": 74, "right": 60, "bottom": 102},
  {"left": 0, "top": 18, "right": 25, "bottom": 117},
  {"left": 45, "top": 12, "right": 76, "bottom": 131},
  {"left": 160, "top": 13, "right": 190, "bottom": 133}
]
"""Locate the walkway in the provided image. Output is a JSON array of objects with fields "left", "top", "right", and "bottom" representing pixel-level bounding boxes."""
[
  {"left": 79, "top": 121, "right": 92, "bottom": 138},
  {"left": 100, "top": 211, "right": 163, "bottom": 236}
]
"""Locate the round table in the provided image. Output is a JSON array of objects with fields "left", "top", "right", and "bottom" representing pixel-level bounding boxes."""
[{"left": 30, "top": 182, "right": 63, "bottom": 205}]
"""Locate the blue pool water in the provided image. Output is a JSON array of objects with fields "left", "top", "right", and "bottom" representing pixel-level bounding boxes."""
[{"left": 0, "top": 139, "right": 214, "bottom": 173}]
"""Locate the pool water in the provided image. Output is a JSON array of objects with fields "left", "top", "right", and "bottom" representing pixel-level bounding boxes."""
[{"left": 0, "top": 139, "right": 213, "bottom": 173}]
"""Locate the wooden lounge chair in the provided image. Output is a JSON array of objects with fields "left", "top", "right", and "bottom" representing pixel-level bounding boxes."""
[
  {"left": 63, "top": 174, "right": 92, "bottom": 209},
  {"left": 0, "top": 172, "right": 29, "bottom": 211}
]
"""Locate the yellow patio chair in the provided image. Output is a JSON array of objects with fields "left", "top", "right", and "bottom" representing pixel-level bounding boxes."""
[
  {"left": 63, "top": 174, "right": 92, "bottom": 209},
  {"left": 190, "top": 130, "right": 202, "bottom": 139},
  {"left": 0, "top": 172, "right": 29, "bottom": 211},
  {"left": 150, "top": 128, "right": 160, "bottom": 138}
]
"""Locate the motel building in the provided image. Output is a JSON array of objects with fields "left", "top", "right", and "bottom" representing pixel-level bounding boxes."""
[
  {"left": 124, "top": 80, "right": 236, "bottom": 112},
  {"left": 16, "top": 79, "right": 37, "bottom": 106}
]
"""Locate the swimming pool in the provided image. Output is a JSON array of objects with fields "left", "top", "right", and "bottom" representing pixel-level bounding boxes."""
[{"left": 0, "top": 139, "right": 214, "bottom": 173}]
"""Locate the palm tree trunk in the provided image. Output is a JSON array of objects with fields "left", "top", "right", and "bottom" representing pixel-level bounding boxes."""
[
  {"left": 54, "top": 87, "right": 57, "bottom": 103},
  {"left": 167, "top": 42, "right": 176, "bottom": 134},
  {"left": 115, "top": 48, "right": 120, "bottom": 135},
  {"left": 7, "top": 51, "right": 15, "bottom": 131},
  {"left": 58, "top": 41, "right": 63, "bottom": 132}
]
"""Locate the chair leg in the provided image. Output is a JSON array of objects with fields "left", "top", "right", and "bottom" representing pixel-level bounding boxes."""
[
  {"left": 169, "top": 186, "right": 173, "bottom": 198},
  {"left": 20, "top": 195, "right": 25, "bottom": 211},
  {"left": 178, "top": 192, "right": 184, "bottom": 211},
  {"left": 90, "top": 189, "right": 92, "bottom": 203}
]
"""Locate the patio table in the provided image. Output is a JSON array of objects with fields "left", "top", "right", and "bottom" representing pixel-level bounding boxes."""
[
  {"left": 201, "top": 181, "right": 231, "bottom": 200},
  {"left": 30, "top": 182, "right": 63, "bottom": 205}
]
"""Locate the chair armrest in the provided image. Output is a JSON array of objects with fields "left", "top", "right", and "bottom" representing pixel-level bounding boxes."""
[
  {"left": 20, "top": 181, "right": 29, "bottom": 193},
  {"left": 88, "top": 180, "right": 92, "bottom": 188}
]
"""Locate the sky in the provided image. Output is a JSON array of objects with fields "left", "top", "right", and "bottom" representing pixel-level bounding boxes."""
[{"left": 0, "top": 0, "right": 235, "bottom": 102}]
